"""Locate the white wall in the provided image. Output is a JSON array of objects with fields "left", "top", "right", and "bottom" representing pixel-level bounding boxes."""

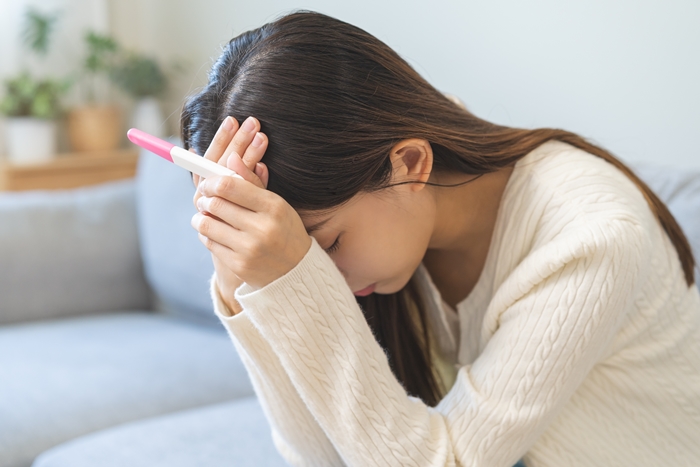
[{"left": 10, "top": 0, "right": 700, "bottom": 168}]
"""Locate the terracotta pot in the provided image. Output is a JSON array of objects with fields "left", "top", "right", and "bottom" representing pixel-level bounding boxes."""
[{"left": 67, "top": 105, "right": 122, "bottom": 152}]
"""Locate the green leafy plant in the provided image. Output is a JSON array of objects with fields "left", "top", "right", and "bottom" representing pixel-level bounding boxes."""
[
  {"left": 0, "top": 8, "right": 69, "bottom": 119},
  {"left": 0, "top": 73, "right": 69, "bottom": 119},
  {"left": 84, "top": 32, "right": 118, "bottom": 73},
  {"left": 21, "top": 8, "right": 59, "bottom": 55},
  {"left": 81, "top": 31, "right": 119, "bottom": 103},
  {"left": 110, "top": 53, "right": 167, "bottom": 98}
]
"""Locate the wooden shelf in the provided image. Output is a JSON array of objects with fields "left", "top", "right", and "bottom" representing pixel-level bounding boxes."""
[{"left": 0, "top": 148, "right": 139, "bottom": 191}]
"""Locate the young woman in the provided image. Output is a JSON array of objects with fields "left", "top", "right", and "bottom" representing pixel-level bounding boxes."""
[{"left": 184, "top": 10, "right": 700, "bottom": 467}]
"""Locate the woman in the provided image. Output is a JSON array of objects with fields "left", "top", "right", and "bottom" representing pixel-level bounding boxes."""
[{"left": 184, "top": 10, "right": 700, "bottom": 467}]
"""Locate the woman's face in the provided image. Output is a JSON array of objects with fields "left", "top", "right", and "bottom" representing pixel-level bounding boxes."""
[{"left": 299, "top": 183, "right": 436, "bottom": 296}]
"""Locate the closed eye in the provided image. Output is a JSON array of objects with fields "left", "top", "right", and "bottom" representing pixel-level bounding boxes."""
[{"left": 324, "top": 236, "right": 341, "bottom": 254}]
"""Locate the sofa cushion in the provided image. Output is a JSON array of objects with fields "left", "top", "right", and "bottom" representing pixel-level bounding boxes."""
[
  {"left": 0, "top": 313, "right": 254, "bottom": 467},
  {"left": 632, "top": 164, "right": 700, "bottom": 285},
  {"left": 135, "top": 145, "right": 219, "bottom": 326},
  {"left": 0, "top": 179, "right": 152, "bottom": 325},
  {"left": 32, "top": 397, "right": 288, "bottom": 467}
]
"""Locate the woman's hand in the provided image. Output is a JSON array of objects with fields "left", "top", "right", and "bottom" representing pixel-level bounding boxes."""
[
  {"left": 191, "top": 116, "right": 270, "bottom": 312},
  {"left": 191, "top": 115, "right": 269, "bottom": 204},
  {"left": 191, "top": 116, "right": 312, "bottom": 297}
]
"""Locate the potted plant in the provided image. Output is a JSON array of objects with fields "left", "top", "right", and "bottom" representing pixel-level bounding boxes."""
[
  {"left": 1, "top": 8, "right": 69, "bottom": 164},
  {"left": 1, "top": 73, "right": 67, "bottom": 164},
  {"left": 110, "top": 53, "right": 168, "bottom": 138},
  {"left": 67, "top": 32, "right": 122, "bottom": 152}
]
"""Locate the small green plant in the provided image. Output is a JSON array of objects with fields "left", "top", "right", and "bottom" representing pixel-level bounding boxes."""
[
  {"left": 81, "top": 31, "right": 119, "bottom": 103},
  {"left": 0, "top": 8, "right": 69, "bottom": 119},
  {"left": 21, "top": 8, "right": 59, "bottom": 55},
  {"left": 0, "top": 73, "right": 68, "bottom": 119},
  {"left": 110, "top": 53, "right": 167, "bottom": 98}
]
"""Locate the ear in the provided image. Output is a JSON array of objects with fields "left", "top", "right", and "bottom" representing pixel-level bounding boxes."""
[{"left": 388, "top": 138, "right": 433, "bottom": 192}]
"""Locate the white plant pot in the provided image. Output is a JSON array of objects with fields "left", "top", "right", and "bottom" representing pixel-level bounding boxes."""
[
  {"left": 5, "top": 117, "right": 57, "bottom": 165},
  {"left": 131, "top": 97, "right": 165, "bottom": 138}
]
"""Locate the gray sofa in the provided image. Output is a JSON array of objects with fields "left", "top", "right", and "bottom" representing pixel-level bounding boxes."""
[
  {"left": 0, "top": 149, "right": 289, "bottom": 467},
  {"left": 0, "top": 146, "right": 698, "bottom": 467}
]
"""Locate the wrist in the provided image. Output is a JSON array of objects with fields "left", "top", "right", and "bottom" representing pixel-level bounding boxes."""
[
  {"left": 223, "top": 294, "right": 243, "bottom": 316},
  {"left": 215, "top": 275, "right": 244, "bottom": 317}
]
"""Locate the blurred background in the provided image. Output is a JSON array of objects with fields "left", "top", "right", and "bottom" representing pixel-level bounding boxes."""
[{"left": 0, "top": 0, "right": 698, "bottom": 171}]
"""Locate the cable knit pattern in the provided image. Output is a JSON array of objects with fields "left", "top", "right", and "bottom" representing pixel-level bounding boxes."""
[
  {"left": 212, "top": 140, "right": 700, "bottom": 467},
  {"left": 210, "top": 278, "right": 345, "bottom": 466}
]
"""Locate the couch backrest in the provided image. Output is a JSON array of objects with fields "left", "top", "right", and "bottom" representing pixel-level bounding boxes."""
[
  {"left": 0, "top": 179, "right": 152, "bottom": 325},
  {"left": 135, "top": 144, "right": 220, "bottom": 327},
  {"left": 632, "top": 164, "right": 700, "bottom": 287}
]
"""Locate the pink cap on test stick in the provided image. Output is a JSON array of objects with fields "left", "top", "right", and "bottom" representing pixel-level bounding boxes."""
[{"left": 127, "top": 128, "right": 175, "bottom": 162}]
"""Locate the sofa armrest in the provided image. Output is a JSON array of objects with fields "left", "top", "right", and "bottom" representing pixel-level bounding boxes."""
[{"left": 0, "top": 179, "right": 153, "bottom": 325}]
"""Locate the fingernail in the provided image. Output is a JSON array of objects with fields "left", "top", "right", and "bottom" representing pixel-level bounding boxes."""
[
  {"left": 222, "top": 117, "right": 233, "bottom": 131},
  {"left": 251, "top": 132, "right": 263, "bottom": 148},
  {"left": 241, "top": 116, "right": 255, "bottom": 133}
]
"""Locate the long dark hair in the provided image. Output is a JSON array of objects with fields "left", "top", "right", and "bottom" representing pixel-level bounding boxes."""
[{"left": 181, "top": 10, "right": 696, "bottom": 407}]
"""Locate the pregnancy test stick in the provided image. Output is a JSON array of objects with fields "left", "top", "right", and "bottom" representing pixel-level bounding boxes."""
[{"left": 127, "top": 128, "right": 243, "bottom": 180}]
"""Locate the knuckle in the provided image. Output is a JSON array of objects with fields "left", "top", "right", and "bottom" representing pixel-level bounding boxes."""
[
  {"left": 208, "top": 196, "right": 224, "bottom": 213},
  {"left": 269, "top": 198, "right": 286, "bottom": 217},
  {"left": 231, "top": 133, "right": 246, "bottom": 148},
  {"left": 246, "top": 238, "right": 263, "bottom": 257},
  {"left": 213, "top": 128, "right": 229, "bottom": 144},
  {"left": 198, "top": 217, "right": 212, "bottom": 237},
  {"left": 262, "top": 217, "right": 277, "bottom": 235},
  {"left": 203, "top": 236, "right": 215, "bottom": 250},
  {"left": 214, "top": 176, "right": 232, "bottom": 194}
]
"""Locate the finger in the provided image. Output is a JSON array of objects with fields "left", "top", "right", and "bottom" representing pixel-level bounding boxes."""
[
  {"left": 198, "top": 175, "right": 273, "bottom": 213},
  {"left": 204, "top": 116, "right": 239, "bottom": 164},
  {"left": 255, "top": 162, "right": 269, "bottom": 189},
  {"left": 197, "top": 234, "right": 253, "bottom": 283},
  {"left": 226, "top": 151, "right": 265, "bottom": 189},
  {"left": 191, "top": 148, "right": 207, "bottom": 207},
  {"left": 190, "top": 148, "right": 202, "bottom": 188},
  {"left": 241, "top": 131, "right": 268, "bottom": 171},
  {"left": 191, "top": 211, "right": 245, "bottom": 251},
  {"left": 197, "top": 233, "right": 240, "bottom": 266},
  {"left": 220, "top": 116, "right": 259, "bottom": 168},
  {"left": 196, "top": 195, "right": 258, "bottom": 231}
]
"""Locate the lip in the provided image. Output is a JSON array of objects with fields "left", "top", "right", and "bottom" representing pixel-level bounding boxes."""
[{"left": 353, "top": 283, "right": 376, "bottom": 297}]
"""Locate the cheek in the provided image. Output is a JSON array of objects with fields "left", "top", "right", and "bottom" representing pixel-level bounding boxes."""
[
  {"left": 329, "top": 191, "right": 432, "bottom": 288},
  {"left": 337, "top": 217, "right": 427, "bottom": 284}
]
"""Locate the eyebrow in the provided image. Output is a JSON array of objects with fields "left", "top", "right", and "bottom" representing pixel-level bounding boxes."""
[{"left": 305, "top": 217, "right": 331, "bottom": 234}]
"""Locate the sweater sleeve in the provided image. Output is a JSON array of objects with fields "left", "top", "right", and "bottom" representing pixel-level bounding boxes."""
[
  {"left": 209, "top": 272, "right": 346, "bottom": 466},
  {"left": 230, "top": 220, "right": 648, "bottom": 467}
]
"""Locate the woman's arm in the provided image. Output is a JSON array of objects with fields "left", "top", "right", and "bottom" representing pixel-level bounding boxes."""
[
  {"left": 230, "top": 219, "right": 647, "bottom": 467},
  {"left": 210, "top": 273, "right": 346, "bottom": 466}
]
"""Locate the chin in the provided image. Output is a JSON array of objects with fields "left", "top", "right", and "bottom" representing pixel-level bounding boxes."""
[{"left": 374, "top": 275, "right": 412, "bottom": 295}]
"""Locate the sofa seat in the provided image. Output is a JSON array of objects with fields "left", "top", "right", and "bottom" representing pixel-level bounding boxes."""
[
  {"left": 0, "top": 313, "right": 255, "bottom": 467},
  {"left": 32, "top": 397, "right": 288, "bottom": 467}
]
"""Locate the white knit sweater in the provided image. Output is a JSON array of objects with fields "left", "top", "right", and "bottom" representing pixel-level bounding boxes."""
[{"left": 210, "top": 140, "right": 700, "bottom": 467}]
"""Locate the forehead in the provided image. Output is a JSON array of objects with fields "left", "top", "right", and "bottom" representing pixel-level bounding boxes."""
[
  {"left": 299, "top": 200, "right": 351, "bottom": 234},
  {"left": 303, "top": 216, "right": 332, "bottom": 235},
  {"left": 299, "top": 190, "right": 383, "bottom": 234}
]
